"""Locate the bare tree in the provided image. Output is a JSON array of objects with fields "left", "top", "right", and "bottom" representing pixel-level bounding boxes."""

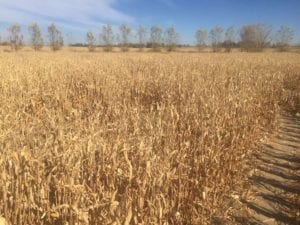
[
  {"left": 240, "top": 24, "right": 272, "bottom": 51},
  {"left": 255, "top": 24, "right": 272, "bottom": 50},
  {"left": 165, "top": 27, "right": 180, "bottom": 52},
  {"left": 137, "top": 25, "right": 147, "bottom": 51},
  {"left": 240, "top": 25, "right": 256, "bottom": 51},
  {"left": 119, "top": 24, "right": 131, "bottom": 52},
  {"left": 7, "top": 23, "right": 23, "bottom": 51},
  {"left": 86, "top": 31, "right": 96, "bottom": 52},
  {"left": 224, "top": 26, "right": 235, "bottom": 52},
  {"left": 195, "top": 29, "right": 208, "bottom": 52},
  {"left": 276, "top": 25, "right": 294, "bottom": 51},
  {"left": 48, "top": 23, "right": 64, "bottom": 51},
  {"left": 150, "top": 25, "right": 163, "bottom": 51},
  {"left": 100, "top": 24, "right": 114, "bottom": 52},
  {"left": 209, "top": 26, "right": 223, "bottom": 52},
  {"left": 28, "top": 23, "right": 44, "bottom": 51}
]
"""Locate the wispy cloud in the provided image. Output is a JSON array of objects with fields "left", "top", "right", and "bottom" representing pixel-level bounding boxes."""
[{"left": 0, "top": 0, "right": 134, "bottom": 29}]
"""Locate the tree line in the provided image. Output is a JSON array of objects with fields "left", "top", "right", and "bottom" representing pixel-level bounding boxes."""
[{"left": 0, "top": 22, "right": 295, "bottom": 52}]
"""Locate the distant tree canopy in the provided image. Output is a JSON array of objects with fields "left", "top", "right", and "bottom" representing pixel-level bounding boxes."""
[
  {"left": 100, "top": 24, "right": 114, "bottom": 52},
  {"left": 48, "top": 23, "right": 64, "bottom": 51},
  {"left": 28, "top": 23, "right": 44, "bottom": 51},
  {"left": 224, "top": 26, "right": 235, "bottom": 52},
  {"left": 240, "top": 24, "right": 272, "bottom": 51},
  {"left": 7, "top": 23, "right": 23, "bottom": 51},
  {"left": 1, "top": 22, "right": 297, "bottom": 52},
  {"left": 137, "top": 25, "right": 147, "bottom": 50},
  {"left": 195, "top": 29, "right": 208, "bottom": 51},
  {"left": 165, "top": 27, "right": 180, "bottom": 52},
  {"left": 119, "top": 24, "right": 131, "bottom": 52},
  {"left": 150, "top": 25, "right": 163, "bottom": 51},
  {"left": 276, "top": 25, "right": 294, "bottom": 51},
  {"left": 209, "top": 26, "right": 223, "bottom": 52},
  {"left": 86, "top": 31, "right": 96, "bottom": 52}
]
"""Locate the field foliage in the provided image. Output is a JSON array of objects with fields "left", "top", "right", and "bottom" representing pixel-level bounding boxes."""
[{"left": 0, "top": 52, "right": 299, "bottom": 225}]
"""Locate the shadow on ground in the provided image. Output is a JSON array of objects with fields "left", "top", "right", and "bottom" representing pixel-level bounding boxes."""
[{"left": 232, "top": 112, "right": 300, "bottom": 225}]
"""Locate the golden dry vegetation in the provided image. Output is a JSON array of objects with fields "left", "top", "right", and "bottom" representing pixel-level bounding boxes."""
[{"left": 0, "top": 52, "right": 299, "bottom": 225}]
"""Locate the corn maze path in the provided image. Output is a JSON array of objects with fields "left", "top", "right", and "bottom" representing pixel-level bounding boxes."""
[{"left": 236, "top": 111, "right": 300, "bottom": 225}]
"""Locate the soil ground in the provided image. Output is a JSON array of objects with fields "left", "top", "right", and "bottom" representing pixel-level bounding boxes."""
[{"left": 231, "top": 111, "right": 300, "bottom": 225}]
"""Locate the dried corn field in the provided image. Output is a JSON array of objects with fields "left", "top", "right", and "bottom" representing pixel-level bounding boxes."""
[{"left": 0, "top": 52, "right": 299, "bottom": 225}]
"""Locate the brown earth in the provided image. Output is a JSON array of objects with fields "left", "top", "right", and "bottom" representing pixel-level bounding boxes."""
[{"left": 231, "top": 111, "right": 300, "bottom": 225}]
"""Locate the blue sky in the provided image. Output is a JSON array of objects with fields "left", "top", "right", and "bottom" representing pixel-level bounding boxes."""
[{"left": 0, "top": 0, "right": 299, "bottom": 44}]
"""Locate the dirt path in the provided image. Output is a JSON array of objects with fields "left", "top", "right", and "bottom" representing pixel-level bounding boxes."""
[{"left": 233, "top": 111, "right": 300, "bottom": 225}]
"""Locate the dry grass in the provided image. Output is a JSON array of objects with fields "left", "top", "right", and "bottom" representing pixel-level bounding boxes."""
[{"left": 0, "top": 52, "right": 299, "bottom": 225}]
